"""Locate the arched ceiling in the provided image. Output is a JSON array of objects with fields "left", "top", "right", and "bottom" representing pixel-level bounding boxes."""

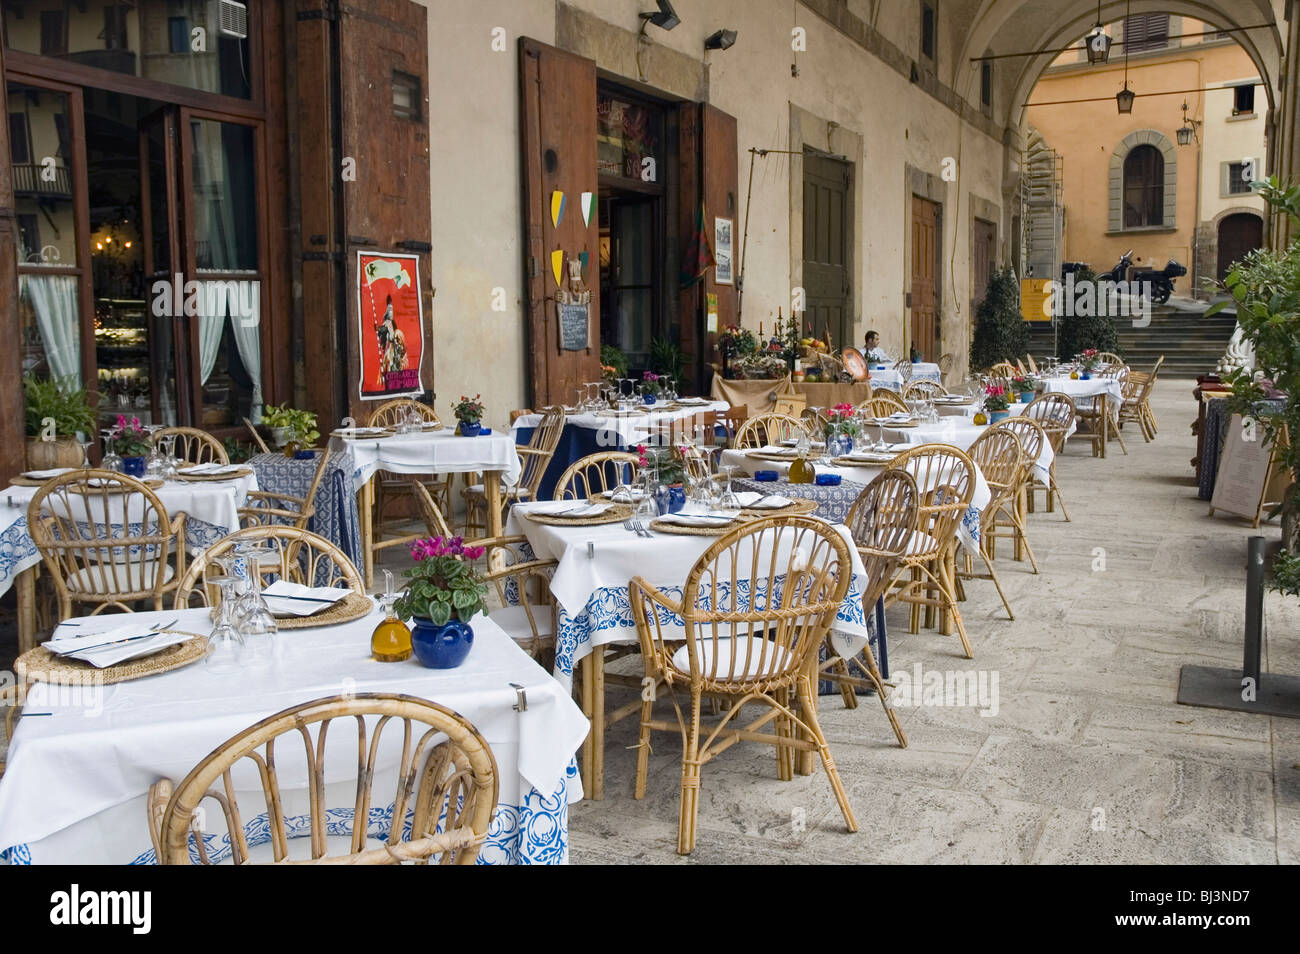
[{"left": 944, "top": 0, "right": 1285, "bottom": 132}]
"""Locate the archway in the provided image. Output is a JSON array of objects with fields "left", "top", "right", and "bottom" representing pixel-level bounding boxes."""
[{"left": 1217, "top": 210, "right": 1264, "bottom": 278}]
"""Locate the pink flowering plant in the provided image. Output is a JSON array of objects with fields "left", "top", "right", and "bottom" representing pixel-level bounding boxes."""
[
  {"left": 110, "top": 415, "right": 152, "bottom": 457},
  {"left": 983, "top": 384, "right": 1011, "bottom": 412},
  {"left": 825, "top": 402, "right": 860, "bottom": 439},
  {"left": 393, "top": 536, "right": 489, "bottom": 625}
]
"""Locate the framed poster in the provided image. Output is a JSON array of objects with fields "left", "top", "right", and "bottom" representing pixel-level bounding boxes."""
[
  {"left": 357, "top": 251, "right": 425, "bottom": 400},
  {"left": 714, "top": 217, "right": 733, "bottom": 285}
]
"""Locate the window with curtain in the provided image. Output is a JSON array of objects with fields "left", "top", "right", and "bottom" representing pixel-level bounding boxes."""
[{"left": 1123, "top": 145, "right": 1165, "bottom": 228}]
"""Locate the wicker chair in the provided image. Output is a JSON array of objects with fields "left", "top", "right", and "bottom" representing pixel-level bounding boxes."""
[
  {"left": 155, "top": 426, "right": 228, "bottom": 465},
  {"left": 1024, "top": 393, "right": 1076, "bottom": 520},
  {"left": 554, "top": 451, "right": 642, "bottom": 500},
  {"left": 1095, "top": 351, "right": 1124, "bottom": 368},
  {"left": 883, "top": 445, "right": 977, "bottom": 658},
  {"left": 1073, "top": 367, "right": 1127, "bottom": 458},
  {"left": 1025, "top": 355, "right": 1039, "bottom": 374},
  {"left": 959, "top": 428, "right": 1026, "bottom": 619},
  {"left": 630, "top": 516, "right": 858, "bottom": 854},
  {"left": 817, "top": 469, "right": 919, "bottom": 745},
  {"left": 174, "top": 525, "right": 363, "bottom": 607},
  {"left": 988, "top": 362, "right": 1017, "bottom": 391},
  {"left": 1119, "top": 355, "right": 1163, "bottom": 441},
  {"left": 28, "top": 470, "right": 187, "bottom": 618},
  {"left": 243, "top": 418, "right": 271, "bottom": 454},
  {"left": 0, "top": 683, "right": 25, "bottom": 780},
  {"left": 146, "top": 693, "right": 497, "bottom": 865},
  {"left": 239, "top": 445, "right": 333, "bottom": 531},
  {"left": 903, "top": 380, "right": 948, "bottom": 401},
  {"left": 463, "top": 406, "right": 566, "bottom": 535},
  {"left": 733, "top": 412, "right": 809, "bottom": 449},
  {"left": 366, "top": 398, "right": 451, "bottom": 532},
  {"left": 937, "top": 352, "right": 954, "bottom": 384},
  {"left": 858, "top": 394, "right": 908, "bottom": 417},
  {"left": 722, "top": 404, "right": 748, "bottom": 447},
  {"left": 984, "top": 417, "right": 1046, "bottom": 571}
]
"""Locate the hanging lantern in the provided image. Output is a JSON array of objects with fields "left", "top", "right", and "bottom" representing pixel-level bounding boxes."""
[
  {"left": 1176, "top": 125, "right": 1193, "bottom": 146},
  {"left": 1116, "top": 85, "right": 1135, "bottom": 114},
  {"left": 1085, "top": 25, "right": 1112, "bottom": 64}
]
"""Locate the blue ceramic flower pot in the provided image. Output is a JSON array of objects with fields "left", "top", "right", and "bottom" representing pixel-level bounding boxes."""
[
  {"left": 643, "top": 394, "right": 656, "bottom": 406},
  {"left": 1081, "top": 372, "right": 1092, "bottom": 381},
  {"left": 1020, "top": 391, "right": 1034, "bottom": 404},
  {"left": 667, "top": 484, "right": 685, "bottom": 514},
  {"left": 410, "top": 617, "right": 474, "bottom": 669},
  {"left": 121, "top": 455, "right": 146, "bottom": 478},
  {"left": 458, "top": 421, "right": 482, "bottom": 437},
  {"left": 989, "top": 410, "right": 1010, "bottom": 424}
]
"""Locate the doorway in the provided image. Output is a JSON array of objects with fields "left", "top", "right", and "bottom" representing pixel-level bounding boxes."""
[
  {"left": 1217, "top": 212, "right": 1263, "bottom": 281},
  {"left": 910, "top": 195, "right": 940, "bottom": 361},
  {"left": 802, "top": 150, "right": 851, "bottom": 349},
  {"left": 599, "top": 192, "right": 662, "bottom": 373},
  {"left": 971, "top": 217, "right": 996, "bottom": 314}
]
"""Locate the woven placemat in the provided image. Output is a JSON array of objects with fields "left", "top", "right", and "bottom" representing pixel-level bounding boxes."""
[
  {"left": 272, "top": 591, "right": 374, "bottom": 629},
  {"left": 649, "top": 516, "right": 746, "bottom": 536},
  {"left": 745, "top": 451, "right": 798, "bottom": 463},
  {"left": 175, "top": 466, "right": 254, "bottom": 482},
  {"left": 832, "top": 454, "right": 898, "bottom": 466},
  {"left": 331, "top": 428, "right": 391, "bottom": 440},
  {"left": 10, "top": 474, "right": 165, "bottom": 489},
  {"left": 521, "top": 503, "right": 633, "bottom": 527},
  {"left": 741, "top": 498, "right": 818, "bottom": 517},
  {"left": 17, "top": 632, "right": 206, "bottom": 685}
]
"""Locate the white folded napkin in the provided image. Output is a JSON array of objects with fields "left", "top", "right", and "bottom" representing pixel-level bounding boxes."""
[
  {"left": 181, "top": 462, "right": 247, "bottom": 475},
  {"left": 44, "top": 623, "right": 192, "bottom": 668},
  {"left": 524, "top": 501, "right": 612, "bottom": 518},
  {"left": 886, "top": 412, "right": 912, "bottom": 421},
  {"left": 599, "top": 488, "right": 648, "bottom": 500},
  {"left": 656, "top": 511, "right": 739, "bottom": 527},
  {"left": 734, "top": 491, "right": 794, "bottom": 509},
  {"left": 22, "top": 468, "right": 74, "bottom": 480},
  {"left": 261, "top": 581, "right": 354, "bottom": 617},
  {"left": 335, "top": 426, "right": 387, "bottom": 436}
]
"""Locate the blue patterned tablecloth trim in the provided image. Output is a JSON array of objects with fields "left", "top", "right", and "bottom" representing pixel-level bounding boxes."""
[{"left": 3, "top": 762, "right": 577, "bottom": 866}]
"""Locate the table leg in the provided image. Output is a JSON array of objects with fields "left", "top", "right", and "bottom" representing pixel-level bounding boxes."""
[
  {"left": 17, "top": 566, "right": 36, "bottom": 654},
  {"left": 359, "top": 477, "right": 375, "bottom": 590},
  {"left": 874, "top": 597, "right": 889, "bottom": 680},
  {"left": 484, "top": 470, "right": 503, "bottom": 539},
  {"left": 578, "top": 650, "right": 605, "bottom": 800}
]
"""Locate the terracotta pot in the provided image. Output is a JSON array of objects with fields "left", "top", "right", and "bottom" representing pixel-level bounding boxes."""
[{"left": 26, "top": 436, "right": 84, "bottom": 471}]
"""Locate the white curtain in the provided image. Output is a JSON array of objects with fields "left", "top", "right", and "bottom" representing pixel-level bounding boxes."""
[
  {"left": 228, "top": 292, "right": 263, "bottom": 423},
  {"left": 20, "top": 274, "right": 81, "bottom": 386},
  {"left": 197, "top": 281, "right": 227, "bottom": 387},
  {"left": 198, "top": 280, "right": 263, "bottom": 423}
]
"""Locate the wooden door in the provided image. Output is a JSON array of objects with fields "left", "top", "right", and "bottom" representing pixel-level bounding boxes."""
[
  {"left": 1217, "top": 212, "right": 1263, "bottom": 280},
  {"left": 971, "top": 217, "right": 996, "bottom": 315},
  {"left": 519, "top": 38, "right": 600, "bottom": 407},
  {"left": 910, "top": 195, "right": 939, "bottom": 361},
  {"left": 802, "top": 151, "right": 851, "bottom": 349}
]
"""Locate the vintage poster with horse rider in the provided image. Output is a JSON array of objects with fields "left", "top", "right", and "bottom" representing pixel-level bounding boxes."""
[{"left": 357, "top": 251, "right": 425, "bottom": 399}]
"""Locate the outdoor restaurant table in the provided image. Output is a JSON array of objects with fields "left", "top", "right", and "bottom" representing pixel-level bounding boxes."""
[
  {"left": 864, "top": 362, "right": 942, "bottom": 392},
  {"left": 1041, "top": 374, "right": 1124, "bottom": 456},
  {"left": 248, "top": 448, "right": 362, "bottom": 568},
  {"left": 505, "top": 501, "right": 878, "bottom": 799},
  {"left": 336, "top": 429, "right": 522, "bottom": 587},
  {"left": 0, "top": 469, "right": 259, "bottom": 653},
  {"left": 719, "top": 446, "right": 993, "bottom": 554},
  {"left": 710, "top": 376, "right": 788, "bottom": 413},
  {"left": 512, "top": 400, "right": 728, "bottom": 500},
  {"left": 0, "top": 606, "right": 589, "bottom": 866}
]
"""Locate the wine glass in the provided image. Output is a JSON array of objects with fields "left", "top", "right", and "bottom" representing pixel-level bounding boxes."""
[
  {"left": 160, "top": 434, "right": 180, "bottom": 479},
  {"left": 232, "top": 544, "right": 278, "bottom": 662},
  {"left": 205, "top": 575, "right": 249, "bottom": 674},
  {"left": 144, "top": 424, "right": 166, "bottom": 478},
  {"left": 716, "top": 464, "right": 741, "bottom": 514},
  {"left": 76, "top": 432, "right": 94, "bottom": 470},
  {"left": 101, "top": 429, "right": 122, "bottom": 473}
]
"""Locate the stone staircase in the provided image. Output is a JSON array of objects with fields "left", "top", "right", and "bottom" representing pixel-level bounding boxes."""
[{"left": 1022, "top": 299, "right": 1239, "bottom": 377}]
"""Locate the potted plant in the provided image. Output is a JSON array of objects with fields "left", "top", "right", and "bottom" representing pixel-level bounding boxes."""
[
  {"left": 639, "top": 371, "right": 662, "bottom": 405},
  {"left": 969, "top": 267, "right": 1031, "bottom": 372},
  {"left": 109, "top": 415, "right": 152, "bottom": 477},
  {"left": 824, "top": 403, "right": 860, "bottom": 456},
  {"left": 983, "top": 384, "right": 1012, "bottom": 423},
  {"left": 394, "top": 536, "right": 488, "bottom": 668},
  {"left": 638, "top": 444, "right": 686, "bottom": 514},
  {"left": 453, "top": 394, "right": 485, "bottom": 436},
  {"left": 1010, "top": 373, "right": 1039, "bottom": 403},
  {"left": 262, "top": 404, "right": 320, "bottom": 449},
  {"left": 23, "top": 375, "right": 98, "bottom": 470},
  {"left": 1079, "top": 349, "right": 1100, "bottom": 379}
]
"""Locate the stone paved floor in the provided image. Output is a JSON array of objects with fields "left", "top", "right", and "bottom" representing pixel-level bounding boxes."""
[{"left": 566, "top": 379, "right": 1300, "bottom": 864}]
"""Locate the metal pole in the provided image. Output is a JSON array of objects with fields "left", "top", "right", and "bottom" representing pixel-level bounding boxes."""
[
  {"left": 736, "top": 147, "right": 757, "bottom": 326},
  {"left": 1244, "top": 536, "right": 1265, "bottom": 687}
]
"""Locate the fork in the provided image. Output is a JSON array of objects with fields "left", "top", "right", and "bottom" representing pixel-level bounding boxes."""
[{"left": 61, "top": 618, "right": 178, "bottom": 654}]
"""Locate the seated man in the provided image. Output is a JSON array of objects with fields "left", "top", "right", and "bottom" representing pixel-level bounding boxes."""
[{"left": 863, "top": 329, "right": 888, "bottom": 363}]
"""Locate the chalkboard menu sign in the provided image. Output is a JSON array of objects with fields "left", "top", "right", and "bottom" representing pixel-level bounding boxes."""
[{"left": 559, "top": 303, "right": 589, "bottom": 351}]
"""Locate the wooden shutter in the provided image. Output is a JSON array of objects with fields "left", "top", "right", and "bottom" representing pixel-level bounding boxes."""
[
  {"left": 1123, "top": 14, "right": 1169, "bottom": 53},
  {"left": 678, "top": 103, "right": 737, "bottom": 393},
  {"left": 0, "top": 44, "right": 25, "bottom": 477},
  {"left": 519, "top": 37, "right": 600, "bottom": 407}
]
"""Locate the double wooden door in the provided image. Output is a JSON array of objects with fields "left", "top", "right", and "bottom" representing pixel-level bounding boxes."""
[
  {"left": 802, "top": 151, "right": 851, "bottom": 349},
  {"left": 910, "top": 195, "right": 939, "bottom": 361}
]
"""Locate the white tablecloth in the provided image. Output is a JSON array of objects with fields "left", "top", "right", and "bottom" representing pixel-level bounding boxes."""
[
  {"left": 866, "top": 362, "right": 942, "bottom": 392},
  {"left": 506, "top": 505, "right": 877, "bottom": 687},
  {"left": 0, "top": 606, "right": 589, "bottom": 865},
  {"left": 339, "top": 430, "right": 522, "bottom": 489},
  {"left": 0, "top": 473, "right": 259, "bottom": 599},
  {"left": 512, "top": 401, "right": 727, "bottom": 449},
  {"left": 1042, "top": 376, "right": 1125, "bottom": 416},
  {"left": 719, "top": 447, "right": 992, "bottom": 554}
]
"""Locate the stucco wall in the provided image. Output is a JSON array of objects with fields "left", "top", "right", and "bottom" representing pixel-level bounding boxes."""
[{"left": 419, "top": 0, "right": 1008, "bottom": 427}]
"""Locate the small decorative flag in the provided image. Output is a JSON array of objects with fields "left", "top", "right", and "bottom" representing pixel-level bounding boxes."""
[
  {"left": 578, "top": 250, "right": 590, "bottom": 275},
  {"left": 550, "top": 249, "right": 564, "bottom": 289},
  {"left": 581, "top": 192, "right": 595, "bottom": 227},
  {"left": 680, "top": 202, "right": 716, "bottom": 288},
  {"left": 550, "top": 191, "right": 566, "bottom": 228}
]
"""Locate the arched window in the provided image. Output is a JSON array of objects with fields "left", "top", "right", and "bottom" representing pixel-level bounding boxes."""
[{"left": 1124, "top": 145, "right": 1165, "bottom": 228}]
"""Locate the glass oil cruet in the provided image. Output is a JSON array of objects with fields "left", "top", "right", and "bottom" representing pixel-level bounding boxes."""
[
  {"left": 371, "top": 569, "right": 412, "bottom": 662},
  {"left": 789, "top": 429, "right": 815, "bottom": 484}
]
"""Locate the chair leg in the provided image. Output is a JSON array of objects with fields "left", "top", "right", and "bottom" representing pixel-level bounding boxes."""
[
  {"left": 795, "top": 676, "right": 857, "bottom": 833},
  {"left": 979, "top": 547, "right": 1015, "bottom": 620},
  {"left": 832, "top": 656, "right": 859, "bottom": 710},
  {"left": 634, "top": 691, "right": 654, "bottom": 800},
  {"left": 775, "top": 688, "right": 795, "bottom": 781},
  {"left": 858, "top": 643, "right": 907, "bottom": 748},
  {"left": 926, "top": 558, "right": 973, "bottom": 658},
  {"left": 1010, "top": 510, "right": 1040, "bottom": 573},
  {"left": 677, "top": 700, "right": 703, "bottom": 855}
]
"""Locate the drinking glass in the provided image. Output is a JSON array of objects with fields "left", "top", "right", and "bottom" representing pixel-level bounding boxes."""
[
  {"left": 100, "top": 431, "right": 122, "bottom": 473},
  {"left": 205, "top": 576, "right": 249, "bottom": 674},
  {"left": 76, "top": 432, "right": 94, "bottom": 469},
  {"left": 232, "top": 544, "right": 278, "bottom": 661},
  {"left": 161, "top": 434, "right": 180, "bottom": 479},
  {"left": 716, "top": 464, "right": 741, "bottom": 514}
]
